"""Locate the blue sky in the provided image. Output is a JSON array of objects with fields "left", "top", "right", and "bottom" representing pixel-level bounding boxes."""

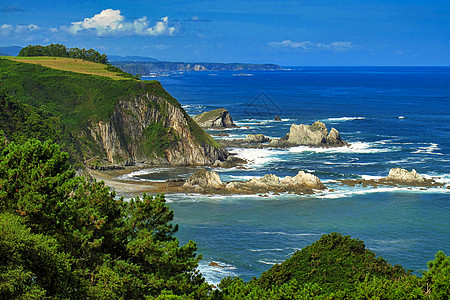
[{"left": 1, "top": 0, "right": 449, "bottom": 65}]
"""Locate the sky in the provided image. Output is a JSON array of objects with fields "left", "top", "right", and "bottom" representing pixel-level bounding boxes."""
[{"left": 1, "top": 0, "right": 449, "bottom": 66}]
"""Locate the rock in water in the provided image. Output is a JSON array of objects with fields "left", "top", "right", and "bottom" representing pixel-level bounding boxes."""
[
  {"left": 193, "top": 108, "right": 237, "bottom": 128},
  {"left": 384, "top": 168, "right": 425, "bottom": 183},
  {"left": 281, "top": 171, "right": 326, "bottom": 189},
  {"left": 274, "top": 115, "right": 282, "bottom": 121},
  {"left": 183, "top": 169, "right": 223, "bottom": 189},
  {"left": 244, "top": 134, "right": 271, "bottom": 143},
  {"left": 286, "top": 121, "right": 348, "bottom": 147}
]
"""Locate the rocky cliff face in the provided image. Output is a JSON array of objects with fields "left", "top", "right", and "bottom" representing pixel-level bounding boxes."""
[
  {"left": 87, "top": 92, "right": 227, "bottom": 166},
  {"left": 193, "top": 108, "right": 237, "bottom": 128}
]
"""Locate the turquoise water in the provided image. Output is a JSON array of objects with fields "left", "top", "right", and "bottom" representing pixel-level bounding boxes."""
[{"left": 137, "top": 67, "right": 450, "bottom": 283}]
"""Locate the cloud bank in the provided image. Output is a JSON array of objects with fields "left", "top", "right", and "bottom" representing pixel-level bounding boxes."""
[
  {"left": 268, "top": 40, "right": 356, "bottom": 51},
  {"left": 0, "top": 24, "right": 39, "bottom": 36},
  {"left": 69, "top": 9, "right": 176, "bottom": 36}
]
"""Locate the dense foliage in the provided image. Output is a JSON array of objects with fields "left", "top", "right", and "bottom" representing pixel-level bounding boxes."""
[
  {"left": 0, "top": 92, "right": 84, "bottom": 167},
  {"left": 18, "top": 44, "right": 109, "bottom": 64},
  {"left": 215, "top": 233, "right": 450, "bottom": 299},
  {"left": 0, "top": 138, "right": 208, "bottom": 299}
]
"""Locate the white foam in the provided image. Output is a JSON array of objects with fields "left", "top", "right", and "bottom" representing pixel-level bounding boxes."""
[
  {"left": 323, "top": 116, "right": 366, "bottom": 122},
  {"left": 232, "top": 148, "right": 287, "bottom": 167},
  {"left": 413, "top": 143, "right": 443, "bottom": 155},
  {"left": 361, "top": 175, "right": 384, "bottom": 180},
  {"left": 289, "top": 141, "right": 397, "bottom": 154},
  {"left": 317, "top": 186, "right": 450, "bottom": 199},
  {"left": 258, "top": 260, "right": 281, "bottom": 265},
  {"left": 118, "top": 168, "right": 170, "bottom": 180},
  {"left": 198, "top": 261, "right": 238, "bottom": 286},
  {"left": 249, "top": 248, "right": 284, "bottom": 252}
]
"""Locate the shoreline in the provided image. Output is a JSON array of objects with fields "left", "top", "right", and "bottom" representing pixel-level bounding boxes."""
[{"left": 89, "top": 166, "right": 449, "bottom": 197}]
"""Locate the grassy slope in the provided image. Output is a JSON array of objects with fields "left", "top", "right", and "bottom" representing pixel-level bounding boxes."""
[
  {"left": 2, "top": 56, "right": 129, "bottom": 80},
  {"left": 0, "top": 57, "right": 221, "bottom": 162}
]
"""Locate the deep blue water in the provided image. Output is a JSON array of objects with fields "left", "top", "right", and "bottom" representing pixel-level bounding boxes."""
[{"left": 136, "top": 67, "right": 450, "bottom": 283}]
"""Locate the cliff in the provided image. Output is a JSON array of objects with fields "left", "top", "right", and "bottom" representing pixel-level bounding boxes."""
[{"left": 0, "top": 58, "right": 227, "bottom": 167}]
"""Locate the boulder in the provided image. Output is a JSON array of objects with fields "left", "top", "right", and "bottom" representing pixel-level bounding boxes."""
[
  {"left": 193, "top": 108, "right": 237, "bottom": 128},
  {"left": 384, "top": 168, "right": 425, "bottom": 183},
  {"left": 183, "top": 169, "right": 223, "bottom": 189},
  {"left": 274, "top": 115, "right": 282, "bottom": 121},
  {"left": 286, "top": 121, "right": 348, "bottom": 147},
  {"left": 281, "top": 171, "right": 326, "bottom": 189},
  {"left": 244, "top": 134, "right": 271, "bottom": 143}
]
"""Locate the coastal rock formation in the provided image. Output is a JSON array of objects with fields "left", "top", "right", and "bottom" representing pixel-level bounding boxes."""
[
  {"left": 244, "top": 134, "right": 271, "bottom": 143},
  {"left": 88, "top": 89, "right": 228, "bottom": 166},
  {"left": 339, "top": 168, "right": 444, "bottom": 188},
  {"left": 184, "top": 169, "right": 326, "bottom": 194},
  {"left": 269, "top": 121, "right": 348, "bottom": 148},
  {"left": 274, "top": 115, "right": 282, "bottom": 121},
  {"left": 212, "top": 155, "right": 247, "bottom": 168},
  {"left": 287, "top": 121, "right": 348, "bottom": 147},
  {"left": 193, "top": 108, "right": 237, "bottom": 128},
  {"left": 183, "top": 169, "right": 224, "bottom": 189},
  {"left": 383, "top": 168, "right": 425, "bottom": 184}
]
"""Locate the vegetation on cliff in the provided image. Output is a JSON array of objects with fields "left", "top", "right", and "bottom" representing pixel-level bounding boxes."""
[{"left": 0, "top": 54, "right": 223, "bottom": 166}]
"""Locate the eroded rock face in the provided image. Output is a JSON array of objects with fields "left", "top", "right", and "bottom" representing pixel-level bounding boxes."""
[
  {"left": 384, "top": 168, "right": 425, "bottom": 183},
  {"left": 286, "top": 121, "right": 348, "bottom": 147},
  {"left": 88, "top": 94, "right": 227, "bottom": 166},
  {"left": 193, "top": 108, "right": 237, "bottom": 128},
  {"left": 183, "top": 169, "right": 224, "bottom": 189}
]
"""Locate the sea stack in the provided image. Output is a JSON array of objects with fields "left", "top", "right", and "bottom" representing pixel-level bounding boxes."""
[{"left": 193, "top": 108, "right": 237, "bottom": 128}]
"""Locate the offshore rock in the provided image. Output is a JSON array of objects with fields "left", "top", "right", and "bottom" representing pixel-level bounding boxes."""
[
  {"left": 183, "top": 169, "right": 224, "bottom": 189},
  {"left": 193, "top": 108, "right": 237, "bottom": 128},
  {"left": 244, "top": 134, "right": 271, "bottom": 143},
  {"left": 278, "top": 121, "right": 348, "bottom": 147},
  {"left": 274, "top": 115, "right": 282, "bottom": 121},
  {"left": 384, "top": 168, "right": 425, "bottom": 183},
  {"left": 183, "top": 170, "right": 326, "bottom": 194}
]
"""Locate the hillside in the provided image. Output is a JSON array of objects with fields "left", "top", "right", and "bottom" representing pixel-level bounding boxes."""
[{"left": 0, "top": 57, "right": 226, "bottom": 167}]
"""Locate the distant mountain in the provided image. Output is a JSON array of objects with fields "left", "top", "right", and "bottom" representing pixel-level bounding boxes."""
[
  {"left": 113, "top": 61, "right": 283, "bottom": 74},
  {"left": 0, "top": 46, "right": 22, "bottom": 56},
  {"left": 108, "top": 55, "right": 159, "bottom": 62}
]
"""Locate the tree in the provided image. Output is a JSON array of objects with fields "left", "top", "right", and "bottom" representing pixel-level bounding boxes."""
[
  {"left": 422, "top": 251, "right": 450, "bottom": 299},
  {"left": 0, "top": 212, "right": 79, "bottom": 299},
  {"left": 0, "top": 138, "right": 207, "bottom": 298}
]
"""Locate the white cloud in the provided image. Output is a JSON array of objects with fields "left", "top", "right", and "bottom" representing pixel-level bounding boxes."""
[
  {"left": 0, "top": 23, "right": 38, "bottom": 36},
  {"left": 69, "top": 9, "right": 176, "bottom": 36},
  {"left": 268, "top": 40, "right": 356, "bottom": 51}
]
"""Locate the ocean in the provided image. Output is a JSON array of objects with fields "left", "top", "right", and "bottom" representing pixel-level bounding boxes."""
[{"left": 135, "top": 67, "right": 450, "bottom": 284}]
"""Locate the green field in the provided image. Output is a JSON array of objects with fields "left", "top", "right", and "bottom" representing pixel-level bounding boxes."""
[{"left": 1, "top": 56, "right": 131, "bottom": 80}]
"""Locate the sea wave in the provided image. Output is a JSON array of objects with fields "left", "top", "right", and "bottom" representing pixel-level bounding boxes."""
[
  {"left": 232, "top": 148, "right": 288, "bottom": 167},
  {"left": 323, "top": 116, "right": 366, "bottom": 122},
  {"left": 413, "top": 143, "right": 443, "bottom": 155},
  {"left": 117, "top": 168, "right": 170, "bottom": 180},
  {"left": 197, "top": 261, "right": 238, "bottom": 286},
  {"left": 249, "top": 248, "right": 284, "bottom": 252},
  {"left": 317, "top": 185, "right": 449, "bottom": 199},
  {"left": 289, "top": 141, "right": 398, "bottom": 154}
]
